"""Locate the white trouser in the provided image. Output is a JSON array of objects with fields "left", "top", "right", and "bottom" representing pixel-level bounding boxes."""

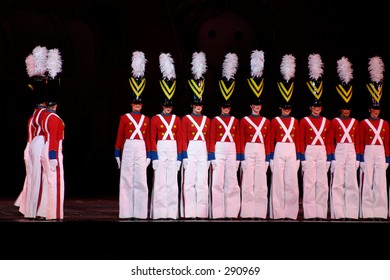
[
  {"left": 151, "top": 140, "right": 179, "bottom": 219},
  {"left": 41, "top": 140, "right": 64, "bottom": 220},
  {"left": 302, "top": 145, "right": 328, "bottom": 219},
  {"left": 331, "top": 143, "right": 359, "bottom": 219},
  {"left": 240, "top": 142, "right": 268, "bottom": 218},
  {"left": 361, "top": 145, "right": 388, "bottom": 218},
  {"left": 181, "top": 140, "right": 209, "bottom": 218},
  {"left": 210, "top": 142, "right": 240, "bottom": 219},
  {"left": 119, "top": 139, "right": 148, "bottom": 219},
  {"left": 270, "top": 142, "right": 299, "bottom": 219}
]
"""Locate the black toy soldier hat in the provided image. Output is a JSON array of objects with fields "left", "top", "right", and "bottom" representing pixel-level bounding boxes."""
[
  {"left": 336, "top": 56, "right": 354, "bottom": 110},
  {"left": 129, "top": 51, "right": 147, "bottom": 104},
  {"left": 219, "top": 52, "right": 238, "bottom": 107},
  {"left": 159, "top": 53, "right": 176, "bottom": 107},
  {"left": 306, "top": 53, "right": 324, "bottom": 107},
  {"left": 366, "top": 56, "right": 384, "bottom": 109},
  {"left": 277, "top": 54, "right": 296, "bottom": 109},
  {"left": 188, "top": 51, "right": 207, "bottom": 105},
  {"left": 25, "top": 46, "right": 62, "bottom": 106},
  {"left": 247, "top": 49, "right": 265, "bottom": 105}
]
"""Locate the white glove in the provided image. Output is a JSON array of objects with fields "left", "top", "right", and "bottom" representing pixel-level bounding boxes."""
[
  {"left": 270, "top": 159, "right": 274, "bottom": 173},
  {"left": 207, "top": 161, "right": 211, "bottom": 169},
  {"left": 146, "top": 158, "right": 151, "bottom": 167},
  {"left": 152, "top": 160, "right": 159, "bottom": 171},
  {"left": 211, "top": 160, "right": 217, "bottom": 170},
  {"left": 360, "top": 162, "right": 365, "bottom": 172},
  {"left": 355, "top": 161, "right": 360, "bottom": 170},
  {"left": 296, "top": 159, "right": 300, "bottom": 170},
  {"left": 326, "top": 161, "right": 330, "bottom": 172},
  {"left": 176, "top": 161, "right": 181, "bottom": 171},
  {"left": 236, "top": 161, "right": 240, "bottom": 171},
  {"left": 265, "top": 161, "right": 269, "bottom": 172},
  {"left": 386, "top": 163, "right": 389, "bottom": 170},
  {"left": 50, "top": 159, "right": 58, "bottom": 171},
  {"left": 115, "top": 157, "right": 121, "bottom": 169},
  {"left": 330, "top": 160, "right": 336, "bottom": 173},
  {"left": 183, "top": 158, "right": 189, "bottom": 169}
]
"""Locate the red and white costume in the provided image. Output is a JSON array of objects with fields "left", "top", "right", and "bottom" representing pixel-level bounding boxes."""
[
  {"left": 328, "top": 116, "right": 360, "bottom": 219},
  {"left": 299, "top": 115, "right": 331, "bottom": 219},
  {"left": 181, "top": 113, "right": 211, "bottom": 218},
  {"left": 358, "top": 117, "right": 389, "bottom": 219},
  {"left": 115, "top": 112, "right": 151, "bottom": 219},
  {"left": 150, "top": 113, "right": 182, "bottom": 219},
  {"left": 15, "top": 106, "right": 46, "bottom": 218},
  {"left": 239, "top": 114, "right": 270, "bottom": 218},
  {"left": 269, "top": 115, "right": 300, "bottom": 219},
  {"left": 40, "top": 108, "right": 65, "bottom": 220},
  {"left": 209, "top": 114, "right": 241, "bottom": 219}
]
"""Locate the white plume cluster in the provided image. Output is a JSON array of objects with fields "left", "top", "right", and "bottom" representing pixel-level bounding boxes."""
[
  {"left": 222, "top": 52, "right": 238, "bottom": 80},
  {"left": 368, "top": 56, "right": 384, "bottom": 83},
  {"left": 131, "top": 51, "right": 147, "bottom": 78},
  {"left": 280, "top": 54, "right": 296, "bottom": 82},
  {"left": 25, "top": 45, "right": 62, "bottom": 78},
  {"left": 308, "top": 53, "right": 324, "bottom": 80},
  {"left": 250, "top": 50, "right": 264, "bottom": 78},
  {"left": 191, "top": 51, "right": 207, "bottom": 80},
  {"left": 159, "top": 53, "right": 176, "bottom": 80},
  {"left": 337, "top": 56, "right": 353, "bottom": 84}
]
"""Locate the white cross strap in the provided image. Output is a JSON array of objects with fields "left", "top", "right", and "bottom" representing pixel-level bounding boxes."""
[
  {"left": 157, "top": 114, "right": 176, "bottom": 140},
  {"left": 187, "top": 115, "right": 206, "bottom": 141},
  {"left": 335, "top": 118, "right": 355, "bottom": 143},
  {"left": 304, "top": 116, "right": 326, "bottom": 145},
  {"left": 126, "top": 113, "right": 145, "bottom": 140},
  {"left": 276, "top": 116, "right": 294, "bottom": 142},
  {"left": 364, "top": 119, "right": 384, "bottom": 145},
  {"left": 244, "top": 116, "right": 266, "bottom": 143},
  {"left": 215, "top": 116, "right": 235, "bottom": 142}
]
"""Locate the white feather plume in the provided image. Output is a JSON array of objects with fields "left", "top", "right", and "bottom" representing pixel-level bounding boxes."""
[
  {"left": 191, "top": 52, "right": 207, "bottom": 80},
  {"left": 222, "top": 52, "right": 238, "bottom": 80},
  {"left": 32, "top": 46, "right": 48, "bottom": 76},
  {"left": 337, "top": 56, "right": 353, "bottom": 84},
  {"left": 308, "top": 53, "right": 324, "bottom": 80},
  {"left": 47, "top": 48, "right": 62, "bottom": 79},
  {"left": 159, "top": 53, "right": 175, "bottom": 80},
  {"left": 280, "top": 54, "right": 296, "bottom": 82},
  {"left": 368, "top": 56, "right": 384, "bottom": 83},
  {"left": 250, "top": 50, "right": 264, "bottom": 78},
  {"left": 131, "top": 51, "right": 147, "bottom": 78},
  {"left": 25, "top": 54, "right": 37, "bottom": 77}
]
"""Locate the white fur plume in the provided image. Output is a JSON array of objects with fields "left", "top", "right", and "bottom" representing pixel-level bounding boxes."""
[
  {"left": 250, "top": 50, "right": 264, "bottom": 78},
  {"left": 280, "top": 54, "right": 296, "bottom": 82},
  {"left": 368, "top": 56, "right": 384, "bottom": 83},
  {"left": 191, "top": 52, "right": 207, "bottom": 80},
  {"left": 131, "top": 51, "right": 147, "bottom": 78},
  {"left": 47, "top": 48, "right": 62, "bottom": 79},
  {"left": 337, "top": 56, "right": 353, "bottom": 84},
  {"left": 308, "top": 53, "right": 324, "bottom": 80},
  {"left": 159, "top": 53, "right": 176, "bottom": 80},
  {"left": 222, "top": 52, "right": 238, "bottom": 80}
]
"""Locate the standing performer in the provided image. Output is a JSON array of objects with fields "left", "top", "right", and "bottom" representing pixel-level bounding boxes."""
[
  {"left": 328, "top": 57, "right": 360, "bottom": 220},
  {"left": 358, "top": 56, "right": 389, "bottom": 220},
  {"left": 300, "top": 53, "right": 331, "bottom": 220},
  {"left": 115, "top": 51, "right": 151, "bottom": 219},
  {"left": 40, "top": 48, "right": 65, "bottom": 220},
  {"left": 239, "top": 50, "right": 270, "bottom": 219},
  {"left": 181, "top": 51, "right": 211, "bottom": 219},
  {"left": 150, "top": 53, "right": 182, "bottom": 220},
  {"left": 15, "top": 46, "right": 49, "bottom": 219},
  {"left": 209, "top": 52, "right": 241, "bottom": 219},
  {"left": 269, "top": 54, "right": 300, "bottom": 220}
]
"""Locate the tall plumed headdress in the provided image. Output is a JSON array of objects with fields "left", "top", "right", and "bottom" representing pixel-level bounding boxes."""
[
  {"left": 336, "top": 56, "right": 353, "bottom": 109},
  {"left": 159, "top": 53, "right": 176, "bottom": 107},
  {"left": 188, "top": 51, "right": 207, "bottom": 105},
  {"left": 25, "top": 45, "right": 63, "bottom": 106},
  {"left": 218, "top": 52, "right": 238, "bottom": 107},
  {"left": 277, "top": 54, "right": 295, "bottom": 108},
  {"left": 129, "top": 51, "right": 147, "bottom": 104},
  {"left": 366, "top": 56, "right": 384, "bottom": 109},
  {"left": 306, "top": 53, "right": 324, "bottom": 106},
  {"left": 247, "top": 50, "right": 265, "bottom": 105}
]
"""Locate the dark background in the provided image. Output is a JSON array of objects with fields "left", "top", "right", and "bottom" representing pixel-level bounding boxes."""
[{"left": 1, "top": 0, "right": 388, "bottom": 199}]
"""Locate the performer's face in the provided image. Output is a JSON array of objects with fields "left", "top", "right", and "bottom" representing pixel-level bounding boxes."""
[
  {"left": 132, "top": 103, "right": 142, "bottom": 112},
  {"left": 192, "top": 104, "right": 203, "bottom": 114},
  {"left": 369, "top": 108, "right": 380, "bottom": 119},
  {"left": 163, "top": 106, "right": 173, "bottom": 114},
  {"left": 221, "top": 106, "right": 231, "bottom": 115}
]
